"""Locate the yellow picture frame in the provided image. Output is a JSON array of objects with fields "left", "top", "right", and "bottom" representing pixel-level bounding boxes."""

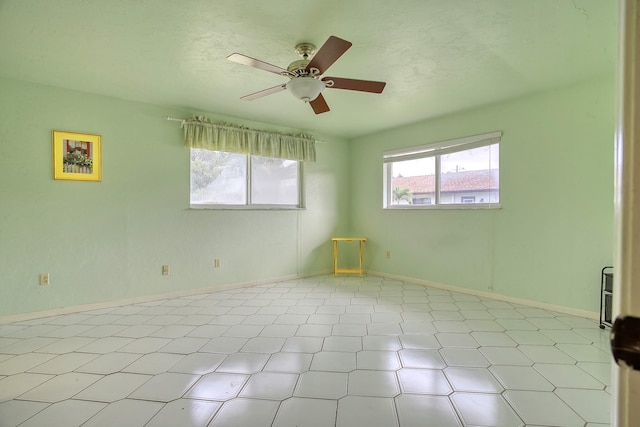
[{"left": 53, "top": 130, "right": 102, "bottom": 181}]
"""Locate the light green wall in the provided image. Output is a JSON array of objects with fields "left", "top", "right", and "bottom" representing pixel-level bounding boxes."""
[
  {"left": 0, "top": 77, "right": 350, "bottom": 317},
  {"left": 0, "top": 75, "right": 615, "bottom": 317},
  {"left": 349, "top": 77, "right": 615, "bottom": 312}
]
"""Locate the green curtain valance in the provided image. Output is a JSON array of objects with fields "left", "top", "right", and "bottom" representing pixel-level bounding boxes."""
[{"left": 181, "top": 116, "right": 316, "bottom": 162}]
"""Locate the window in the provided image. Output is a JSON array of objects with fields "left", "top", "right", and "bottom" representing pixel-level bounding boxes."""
[
  {"left": 190, "top": 149, "right": 302, "bottom": 208},
  {"left": 383, "top": 131, "right": 500, "bottom": 208}
]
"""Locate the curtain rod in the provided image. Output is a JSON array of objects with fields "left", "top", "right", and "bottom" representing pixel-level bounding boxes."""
[{"left": 165, "top": 116, "right": 326, "bottom": 143}]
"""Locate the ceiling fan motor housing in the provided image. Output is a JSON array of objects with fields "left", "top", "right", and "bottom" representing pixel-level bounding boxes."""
[{"left": 287, "top": 59, "right": 312, "bottom": 76}]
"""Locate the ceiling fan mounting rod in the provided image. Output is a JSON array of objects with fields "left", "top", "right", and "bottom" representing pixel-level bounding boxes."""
[{"left": 294, "top": 42, "right": 316, "bottom": 59}]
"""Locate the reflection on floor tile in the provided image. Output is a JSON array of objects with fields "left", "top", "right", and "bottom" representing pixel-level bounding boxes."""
[
  {"left": 128, "top": 372, "right": 200, "bottom": 402},
  {"left": 238, "top": 371, "right": 298, "bottom": 399},
  {"left": 145, "top": 399, "right": 221, "bottom": 427},
  {"left": 396, "top": 394, "right": 461, "bottom": 427},
  {"left": 397, "top": 368, "right": 452, "bottom": 395},
  {"left": 184, "top": 372, "right": 249, "bottom": 401},
  {"left": 0, "top": 275, "right": 612, "bottom": 426}
]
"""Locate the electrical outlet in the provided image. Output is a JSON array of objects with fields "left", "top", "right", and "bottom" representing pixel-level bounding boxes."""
[
  {"left": 162, "top": 265, "right": 170, "bottom": 275},
  {"left": 39, "top": 273, "right": 50, "bottom": 286},
  {"left": 386, "top": 250, "right": 391, "bottom": 259},
  {"left": 214, "top": 259, "right": 221, "bottom": 268}
]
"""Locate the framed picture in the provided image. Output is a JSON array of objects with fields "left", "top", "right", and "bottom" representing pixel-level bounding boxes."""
[{"left": 53, "top": 130, "right": 102, "bottom": 181}]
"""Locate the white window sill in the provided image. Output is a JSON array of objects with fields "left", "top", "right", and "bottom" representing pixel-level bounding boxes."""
[
  {"left": 189, "top": 204, "right": 304, "bottom": 211},
  {"left": 384, "top": 204, "right": 501, "bottom": 210}
]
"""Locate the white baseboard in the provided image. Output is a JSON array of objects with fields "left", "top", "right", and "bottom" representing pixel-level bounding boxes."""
[
  {"left": 0, "top": 271, "right": 330, "bottom": 325},
  {"left": 1, "top": 269, "right": 598, "bottom": 324},
  {"left": 366, "top": 270, "right": 600, "bottom": 320}
]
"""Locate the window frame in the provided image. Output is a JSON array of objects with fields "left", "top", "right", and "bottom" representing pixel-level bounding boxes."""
[
  {"left": 189, "top": 149, "right": 305, "bottom": 210},
  {"left": 383, "top": 131, "right": 501, "bottom": 209}
]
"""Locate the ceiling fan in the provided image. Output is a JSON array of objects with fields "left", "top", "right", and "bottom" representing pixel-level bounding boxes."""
[{"left": 227, "top": 36, "right": 386, "bottom": 114}]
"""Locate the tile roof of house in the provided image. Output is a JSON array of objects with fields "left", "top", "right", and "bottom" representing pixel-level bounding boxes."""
[{"left": 392, "top": 169, "right": 499, "bottom": 194}]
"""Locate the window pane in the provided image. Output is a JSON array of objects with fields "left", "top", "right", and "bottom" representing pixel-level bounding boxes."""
[
  {"left": 390, "top": 157, "right": 436, "bottom": 206},
  {"left": 439, "top": 143, "right": 499, "bottom": 204},
  {"left": 190, "top": 149, "right": 247, "bottom": 205},
  {"left": 251, "top": 155, "right": 299, "bottom": 205}
]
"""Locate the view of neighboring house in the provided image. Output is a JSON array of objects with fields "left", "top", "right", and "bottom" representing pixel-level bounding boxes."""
[{"left": 392, "top": 169, "right": 500, "bottom": 205}]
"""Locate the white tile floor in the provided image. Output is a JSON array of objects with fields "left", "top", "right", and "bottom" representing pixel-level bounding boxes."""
[{"left": 0, "top": 275, "right": 612, "bottom": 426}]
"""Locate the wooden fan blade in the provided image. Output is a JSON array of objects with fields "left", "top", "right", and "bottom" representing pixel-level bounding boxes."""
[
  {"left": 227, "top": 53, "right": 288, "bottom": 75},
  {"left": 240, "top": 84, "right": 287, "bottom": 100},
  {"left": 323, "top": 77, "right": 386, "bottom": 93},
  {"left": 309, "top": 93, "right": 330, "bottom": 114},
  {"left": 305, "top": 36, "right": 352, "bottom": 75}
]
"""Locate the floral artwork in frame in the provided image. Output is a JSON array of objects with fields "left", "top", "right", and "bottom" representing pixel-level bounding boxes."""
[{"left": 53, "top": 130, "right": 102, "bottom": 181}]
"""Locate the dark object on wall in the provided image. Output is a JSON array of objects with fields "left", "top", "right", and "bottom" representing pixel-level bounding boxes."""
[{"left": 600, "top": 266, "right": 614, "bottom": 329}]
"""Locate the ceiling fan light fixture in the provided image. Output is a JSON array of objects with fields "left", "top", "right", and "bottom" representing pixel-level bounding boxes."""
[{"left": 286, "top": 77, "right": 325, "bottom": 102}]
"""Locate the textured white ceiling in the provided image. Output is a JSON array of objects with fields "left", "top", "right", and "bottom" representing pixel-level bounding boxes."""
[{"left": 0, "top": 0, "right": 617, "bottom": 138}]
